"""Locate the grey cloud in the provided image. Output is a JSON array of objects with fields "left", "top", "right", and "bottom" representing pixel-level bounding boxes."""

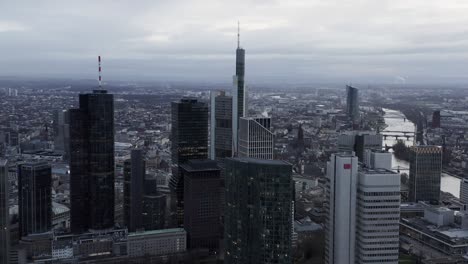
[{"left": 1, "top": 0, "right": 468, "bottom": 84}]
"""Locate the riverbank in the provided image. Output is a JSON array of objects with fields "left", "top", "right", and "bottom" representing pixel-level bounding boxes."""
[{"left": 382, "top": 108, "right": 461, "bottom": 197}]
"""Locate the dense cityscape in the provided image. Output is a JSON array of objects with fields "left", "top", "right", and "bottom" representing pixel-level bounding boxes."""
[
  {"left": 4, "top": 2, "right": 468, "bottom": 264},
  {"left": 3, "top": 44, "right": 468, "bottom": 263}
]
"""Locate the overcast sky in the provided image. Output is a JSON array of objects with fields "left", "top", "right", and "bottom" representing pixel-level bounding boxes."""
[{"left": 1, "top": 0, "right": 468, "bottom": 84}]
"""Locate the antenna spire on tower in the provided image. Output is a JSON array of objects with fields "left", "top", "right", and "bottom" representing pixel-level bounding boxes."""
[
  {"left": 237, "top": 21, "right": 240, "bottom": 48},
  {"left": 98, "top": 56, "right": 102, "bottom": 88}
]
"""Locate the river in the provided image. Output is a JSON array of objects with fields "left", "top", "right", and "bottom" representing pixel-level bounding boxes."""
[{"left": 382, "top": 108, "right": 460, "bottom": 197}]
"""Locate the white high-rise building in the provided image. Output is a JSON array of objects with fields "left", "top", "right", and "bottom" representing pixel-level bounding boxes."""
[
  {"left": 324, "top": 153, "right": 358, "bottom": 264},
  {"left": 325, "top": 152, "right": 400, "bottom": 264},
  {"left": 355, "top": 168, "right": 400, "bottom": 264},
  {"left": 238, "top": 117, "right": 274, "bottom": 160},
  {"left": 364, "top": 149, "right": 392, "bottom": 170}
]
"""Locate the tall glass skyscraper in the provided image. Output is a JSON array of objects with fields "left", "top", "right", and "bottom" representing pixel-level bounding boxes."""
[
  {"left": 235, "top": 34, "right": 246, "bottom": 119},
  {"left": 142, "top": 177, "right": 166, "bottom": 231},
  {"left": 69, "top": 90, "right": 115, "bottom": 233},
  {"left": 232, "top": 26, "right": 246, "bottom": 156},
  {"left": 209, "top": 91, "right": 233, "bottom": 160},
  {"left": 124, "top": 149, "right": 145, "bottom": 232},
  {"left": 224, "top": 158, "right": 292, "bottom": 264},
  {"left": 0, "top": 160, "right": 9, "bottom": 264},
  {"left": 18, "top": 162, "right": 52, "bottom": 237},
  {"left": 408, "top": 145, "right": 442, "bottom": 203},
  {"left": 170, "top": 98, "right": 209, "bottom": 227},
  {"left": 346, "top": 85, "right": 359, "bottom": 121},
  {"left": 181, "top": 160, "right": 221, "bottom": 252}
]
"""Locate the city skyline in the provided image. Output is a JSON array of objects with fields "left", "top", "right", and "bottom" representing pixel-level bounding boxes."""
[
  {"left": 2, "top": 1, "right": 468, "bottom": 84},
  {"left": 2, "top": 1, "right": 468, "bottom": 263}
]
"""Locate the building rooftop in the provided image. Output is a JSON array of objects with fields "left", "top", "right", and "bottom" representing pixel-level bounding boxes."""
[
  {"left": 228, "top": 157, "right": 291, "bottom": 166},
  {"left": 359, "top": 167, "right": 398, "bottom": 175},
  {"left": 401, "top": 217, "right": 468, "bottom": 246},
  {"left": 128, "top": 228, "right": 186, "bottom": 237},
  {"left": 333, "top": 152, "right": 356, "bottom": 158},
  {"left": 179, "top": 159, "right": 220, "bottom": 172}
]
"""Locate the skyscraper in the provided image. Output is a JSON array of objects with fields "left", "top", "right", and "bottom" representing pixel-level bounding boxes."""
[
  {"left": 324, "top": 153, "right": 358, "bottom": 264},
  {"left": 234, "top": 24, "right": 246, "bottom": 121},
  {"left": 232, "top": 24, "right": 246, "bottom": 156},
  {"left": 224, "top": 158, "right": 292, "bottom": 264},
  {"left": 209, "top": 91, "right": 233, "bottom": 160},
  {"left": 460, "top": 178, "right": 468, "bottom": 205},
  {"left": 18, "top": 162, "right": 52, "bottom": 237},
  {"left": 124, "top": 149, "right": 145, "bottom": 232},
  {"left": 324, "top": 153, "right": 400, "bottom": 264},
  {"left": 53, "top": 110, "right": 70, "bottom": 160},
  {"left": 170, "top": 98, "right": 209, "bottom": 227},
  {"left": 142, "top": 177, "right": 166, "bottom": 231},
  {"left": 69, "top": 90, "right": 115, "bottom": 233},
  {"left": 0, "top": 160, "right": 9, "bottom": 264},
  {"left": 355, "top": 168, "right": 400, "bottom": 264},
  {"left": 181, "top": 160, "right": 221, "bottom": 252},
  {"left": 408, "top": 146, "right": 442, "bottom": 203},
  {"left": 238, "top": 117, "right": 274, "bottom": 160},
  {"left": 346, "top": 85, "right": 359, "bottom": 121}
]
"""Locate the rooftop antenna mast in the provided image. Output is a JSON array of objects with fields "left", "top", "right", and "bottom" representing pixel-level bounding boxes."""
[
  {"left": 98, "top": 55, "right": 102, "bottom": 88},
  {"left": 237, "top": 21, "right": 240, "bottom": 49}
]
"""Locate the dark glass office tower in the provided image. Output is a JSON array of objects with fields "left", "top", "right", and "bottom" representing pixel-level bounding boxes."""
[
  {"left": 210, "top": 91, "right": 233, "bottom": 160},
  {"left": 181, "top": 160, "right": 221, "bottom": 252},
  {"left": 18, "top": 162, "right": 52, "bottom": 237},
  {"left": 53, "top": 110, "right": 70, "bottom": 160},
  {"left": 170, "top": 98, "right": 209, "bottom": 227},
  {"left": 143, "top": 178, "right": 167, "bottom": 230},
  {"left": 124, "top": 149, "right": 145, "bottom": 232},
  {"left": 346, "top": 85, "right": 359, "bottom": 121},
  {"left": 236, "top": 44, "right": 245, "bottom": 119},
  {"left": 142, "top": 177, "right": 166, "bottom": 231},
  {"left": 69, "top": 90, "right": 115, "bottom": 233},
  {"left": 224, "top": 158, "right": 292, "bottom": 264},
  {"left": 0, "top": 160, "right": 9, "bottom": 264},
  {"left": 409, "top": 146, "right": 442, "bottom": 203}
]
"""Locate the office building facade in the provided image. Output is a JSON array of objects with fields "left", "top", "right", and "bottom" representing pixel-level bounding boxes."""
[
  {"left": 142, "top": 177, "right": 166, "bottom": 231},
  {"left": 408, "top": 146, "right": 442, "bottom": 203},
  {"left": 355, "top": 168, "right": 400, "bottom": 264},
  {"left": 324, "top": 153, "right": 359, "bottom": 264},
  {"left": 460, "top": 178, "right": 468, "bottom": 205},
  {"left": 127, "top": 228, "right": 186, "bottom": 257},
  {"left": 364, "top": 149, "right": 392, "bottom": 170},
  {"left": 53, "top": 109, "right": 70, "bottom": 160},
  {"left": 69, "top": 90, "right": 115, "bottom": 233},
  {"left": 124, "top": 149, "right": 145, "bottom": 232},
  {"left": 170, "top": 98, "right": 209, "bottom": 227},
  {"left": 346, "top": 85, "right": 359, "bottom": 121},
  {"left": 238, "top": 117, "right": 274, "bottom": 160},
  {"left": 210, "top": 91, "right": 233, "bottom": 160},
  {"left": 18, "top": 162, "right": 52, "bottom": 237},
  {"left": 181, "top": 160, "right": 221, "bottom": 252},
  {"left": 224, "top": 158, "right": 292, "bottom": 264},
  {"left": 0, "top": 160, "right": 9, "bottom": 264},
  {"left": 325, "top": 153, "right": 400, "bottom": 264}
]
